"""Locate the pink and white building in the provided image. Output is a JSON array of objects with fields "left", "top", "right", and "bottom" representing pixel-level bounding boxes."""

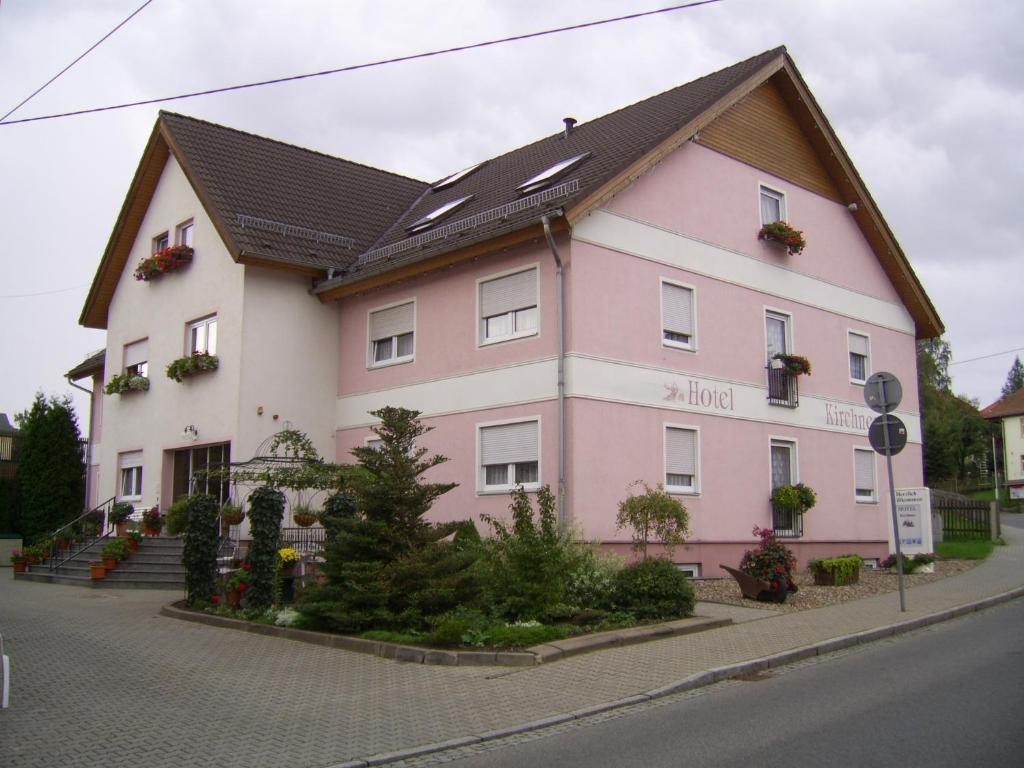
[{"left": 72, "top": 48, "right": 942, "bottom": 575}]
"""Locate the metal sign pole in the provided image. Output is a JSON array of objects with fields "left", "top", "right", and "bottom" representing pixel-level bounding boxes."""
[{"left": 880, "top": 380, "right": 907, "bottom": 613}]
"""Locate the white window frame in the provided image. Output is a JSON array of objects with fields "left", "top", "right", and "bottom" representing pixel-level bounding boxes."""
[
  {"left": 118, "top": 451, "right": 143, "bottom": 501},
  {"left": 152, "top": 231, "right": 169, "bottom": 253},
  {"left": 853, "top": 447, "right": 878, "bottom": 503},
  {"left": 759, "top": 183, "right": 787, "bottom": 225},
  {"left": 187, "top": 315, "right": 217, "bottom": 356},
  {"left": 768, "top": 437, "right": 799, "bottom": 489},
  {"left": 367, "top": 299, "right": 416, "bottom": 369},
  {"left": 123, "top": 337, "right": 149, "bottom": 379},
  {"left": 664, "top": 423, "right": 700, "bottom": 495},
  {"left": 848, "top": 330, "right": 871, "bottom": 385},
  {"left": 176, "top": 219, "right": 194, "bottom": 247},
  {"left": 477, "top": 265, "right": 540, "bottom": 347},
  {"left": 764, "top": 307, "right": 793, "bottom": 363},
  {"left": 660, "top": 278, "right": 697, "bottom": 352},
  {"left": 477, "top": 416, "right": 541, "bottom": 494},
  {"left": 675, "top": 563, "right": 701, "bottom": 578}
]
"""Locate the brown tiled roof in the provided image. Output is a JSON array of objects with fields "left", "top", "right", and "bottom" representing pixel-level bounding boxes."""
[
  {"left": 66, "top": 349, "right": 105, "bottom": 381},
  {"left": 981, "top": 388, "right": 1024, "bottom": 419},
  {"left": 160, "top": 113, "right": 428, "bottom": 270},
  {"left": 321, "top": 46, "right": 786, "bottom": 287}
]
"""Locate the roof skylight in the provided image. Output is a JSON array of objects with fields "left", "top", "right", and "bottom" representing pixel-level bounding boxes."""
[
  {"left": 433, "top": 161, "right": 486, "bottom": 191},
  {"left": 406, "top": 195, "right": 474, "bottom": 233},
  {"left": 516, "top": 152, "right": 591, "bottom": 194}
]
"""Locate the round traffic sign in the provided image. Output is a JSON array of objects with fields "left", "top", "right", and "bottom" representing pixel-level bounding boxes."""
[
  {"left": 869, "top": 414, "right": 908, "bottom": 456},
  {"left": 864, "top": 372, "right": 903, "bottom": 414}
]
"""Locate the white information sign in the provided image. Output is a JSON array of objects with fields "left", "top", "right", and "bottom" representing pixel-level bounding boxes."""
[
  {"left": 1009, "top": 485, "right": 1024, "bottom": 501},
  {"left": 888, "top": 487, "right": 933, "bottom": 555}
]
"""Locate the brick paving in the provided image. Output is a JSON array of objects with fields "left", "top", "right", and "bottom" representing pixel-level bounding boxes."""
[{"left": 1, "top": 525, "right": 1021, "bottom": 768}]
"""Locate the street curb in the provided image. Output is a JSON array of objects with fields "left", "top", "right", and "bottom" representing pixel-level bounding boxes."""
[
  {"left": 335, "top": 585, "right": 1024, "bottom": 766},
  {"left": 159, "top": 601, "right": 730, "bottom": 667}
]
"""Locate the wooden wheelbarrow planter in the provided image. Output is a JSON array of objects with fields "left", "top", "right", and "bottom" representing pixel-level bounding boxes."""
[{"left": 720, "top": 565, "right": 796, "bottom": 603}]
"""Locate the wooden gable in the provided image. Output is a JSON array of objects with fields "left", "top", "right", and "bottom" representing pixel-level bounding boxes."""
[{"left": 697, "top": 76, "right": 841, "bottom": 201}]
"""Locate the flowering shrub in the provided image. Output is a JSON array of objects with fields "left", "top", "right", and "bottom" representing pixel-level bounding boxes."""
[
  {"left": 881, "top": 552, "right": 934, "bottom": 573},
  {"left": 10, "top": 549, "right": 26, "bottom": 563},
  {"left": 134, "top": 245, "right": 194, "bottom": 281},
  {"left": 772, "top": 353, "right": 812, "bottom": 376},
  {"left": 740, "top": 526, "right": 797, "bottom": 592},
  {"left": 104, "top": 372, "right": 150, "bottom": 395},
  {"left": 278, "top": 547, "right": 301, "bottom": 568},
  {"left": 142, "top": 506, "right": 163, "bottom": 534},
  {"left": 166, "top": 352, "right": 218, "bottom": 382},
  {"left": 226, "top": 562, "right": 252, "bottom": 592},
  {"left": 758, "top": 221, "right": 806, "bottom": 254}
]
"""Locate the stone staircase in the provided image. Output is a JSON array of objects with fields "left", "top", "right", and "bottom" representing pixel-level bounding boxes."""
[{"left": 15, "top": 537, "right": 185, "bottom": 590}]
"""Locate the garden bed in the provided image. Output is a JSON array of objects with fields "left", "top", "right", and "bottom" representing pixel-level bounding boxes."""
[{"left": 693, "top": 559, "right": 981, "bottom": 613}]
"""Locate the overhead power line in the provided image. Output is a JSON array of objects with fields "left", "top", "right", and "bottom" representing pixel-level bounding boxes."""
[
  {"left": 949, "top": 347, "right": 1024, "bottom": 366},
  {"left": 1, "top": 0, "right": 156, "bottom": 122},
  {"left": 0, "top": 284, "right": 89, "bottom": 299},
  {"left": 0, "top": 0, "right": 724, "bottom": 127}
]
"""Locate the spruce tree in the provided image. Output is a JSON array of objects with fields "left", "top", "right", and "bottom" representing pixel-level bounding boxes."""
[
  {"left": 1001, "top": 356, "right": 1024, "bottom": 398},
  {"left": 18, "top": 393, "right": 85, "bottom": 543}
]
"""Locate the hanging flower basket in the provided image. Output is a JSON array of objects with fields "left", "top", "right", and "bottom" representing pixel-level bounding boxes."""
[
  {"left": 134, "top": 245, "right": 194, "bottom": 281},
  {"left": 104, "top": 373, "right": 150, "bottom": 395},
  {"left": 758, "top": 221, "right": 806, "bottom": 255},
  {"left": 772, "top": 353, "right": 812, "bottom": 377},
  {"left": 166, "top": 352, "right": 218, "bottom": 382},
  {"left": 771, "top": 483, "right": 817, "bottom": 513},
  {"left": 220, "top": 503, "right": 245, "bottom": 526},
  {"left": 292, "top": 506, "right": 318, "bottom": 528}
]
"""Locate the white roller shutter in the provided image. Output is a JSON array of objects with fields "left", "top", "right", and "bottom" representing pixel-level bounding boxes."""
[
  {"left": 480, "top": 421, "right": 538, "bottom": 465},
  {"left": 369, "top": 303, "right": 414, "bottom": 341},
  {"left": 665, "top": 428, "right": 696, "bottom": 477},
  {"left": 662, "top": 283, "right": 693, "bottom": 336},
  {"left": 123, "top": 339, "right": 148, "bottom": 368},
  {"left": 481, "top": 269, "right": 536, "bottom": 318}
]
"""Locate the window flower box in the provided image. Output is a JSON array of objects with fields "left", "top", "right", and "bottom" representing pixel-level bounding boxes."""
[
  {"left": 166, "top": 352, "right": 218, "bottom": 382},
  {"left": 134, "top": 245, "right": 194, "bottom": 281},
  {"left": 770, "top": 483, "right": 817, "bottom": 514},
  {"left": 772, "top": 353, "right": 812, "bottom": 377},
  {"left": 104, "top": 372, "right": 150, "bottom": 395},
  {"left": 758, "top": 221, "right": 806, "bottom": 255}
]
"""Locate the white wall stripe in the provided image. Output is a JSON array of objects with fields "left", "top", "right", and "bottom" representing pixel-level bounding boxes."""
[{"left": 572, "top": 209, "right": 917, "bottom": 335}]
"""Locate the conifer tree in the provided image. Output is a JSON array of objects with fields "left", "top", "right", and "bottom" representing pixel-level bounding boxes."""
[{"left": 1001, "top": 356, "right": 1024, "bottom": 398}]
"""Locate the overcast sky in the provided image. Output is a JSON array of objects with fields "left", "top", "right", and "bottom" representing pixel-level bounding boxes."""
[{"left": 1, "top": 0, "right": 1021, "bottom": 434}]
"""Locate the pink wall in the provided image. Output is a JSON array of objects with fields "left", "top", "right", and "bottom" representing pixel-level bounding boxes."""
[
  {"left": 604, "top": 141, "right": 903, "bottom": 303},
  {"left": 567, "top": 398, "right": 922, "bottom": 544},
  {"left": 338, "top": 240, "right": 560, "bottom": 397},
  {"left": 336, "top": 400, "right": 560, "bottom": 530},
  {"left": 568, "top": 239, "right": 920, "bottom": 406}
]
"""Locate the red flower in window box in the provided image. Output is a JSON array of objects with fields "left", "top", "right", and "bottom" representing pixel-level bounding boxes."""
[
  {"left": 758, "top": 221, "right": 806, "bottom": 255},
  {"left": 134, "top": 245, "right": 194, "bottom": 281}
]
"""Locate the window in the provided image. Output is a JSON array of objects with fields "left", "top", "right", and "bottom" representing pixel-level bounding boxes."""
[
  {"left": 676, "top": 563, "right": 701, "bottom": 578},
  {"left": 188, "top": 316, "right": 217, "bottom": 355},
  {"left": 433, "top": 161, "right": 486, "bottom": 191},
  {"left": 770, "top": 439, "right": 796, "bottom": 489},
  {"left": 661, "top": 281, "right": 695, "bottom": 350},
  {"left": 765, "top": 310, "right": 791, "bottom": 360},
  {"left": 480, "top": 268, "right": 538, "bottom": 344},
  {"left": 176, "top": 220, "right": 194, "bottom": 247},
  {"left": 123, "top": 338, "right": 148, "bottom": 378},
  {"left": 665, "top": 426, "right": 698, "bottom": 493},
  {"left": 759, "top": 185, "right": 786, "bottom": 225},
  {"left": 153, "top": 232, "right": 169, "bottom": 253},
  {"left": 407, "top": 195, "right": 473, "bottom": 233},
  {"left": 854, "top": 448, "right": 877, "bottom": 502},
  {"left": 516, "top": 153, "right": 590, "bottom": 194},
  {"left": 368, "top": 301, "right": 415, "bottom": 366},
  {"left": 365, "top": 437, "right": 384, "bottom": 451},
  {"left": 172, "top": 443, "right": 230, "bottom": 504},
  {"left": 480, "top": 420, "right": 539, "bottom": 491},
  {"left": 849, "top": 331, "right": 870, "bottom": 384},
  {"left": 118, "top": 451, "right": 143, "bottom": 500},
  {"left": 766, "top": 310, "right": 796, "bottom": 406}
]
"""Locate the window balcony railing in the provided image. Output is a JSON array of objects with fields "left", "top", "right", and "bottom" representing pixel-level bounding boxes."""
[
  {"left": 771, "top": 502, "right": 803, "bottom": 538},
  {"left": 766, "top": 364, "right": 799, "bottom": 407}
]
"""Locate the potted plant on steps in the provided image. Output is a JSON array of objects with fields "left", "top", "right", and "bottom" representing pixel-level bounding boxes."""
[
  {"left": 142, "top": 506, "right": 163, "bottom": 537},
  {"left": 10, "top": 550, "right": 27, "bottom": 573},
  {"left": 109, "top": 501, "right": 133, "bottom": 537},
  {"left": 90, "top": 562, "right": 106, "bottom": 580},
  {"left": 125, "top": 530, "right": 142, "bottom": 553},
  {"left": 101, "top": 539, "right": 129, "bottom": 570}
]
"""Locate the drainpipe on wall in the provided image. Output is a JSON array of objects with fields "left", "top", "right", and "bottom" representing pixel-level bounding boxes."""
[
  {"left": 541, "top": 212, "right": 567, "bottom": 532},
  {"left": 66, "top": 378, "right": 94, "bottom": 514}
]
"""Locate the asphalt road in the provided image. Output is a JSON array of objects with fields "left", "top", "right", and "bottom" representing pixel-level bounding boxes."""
[
  {"left": 1002, "top": 512, "right": 1024, "bottom": 530},
  {"left": 432, "top": 598, "right": 1024, "bottom": 768}
]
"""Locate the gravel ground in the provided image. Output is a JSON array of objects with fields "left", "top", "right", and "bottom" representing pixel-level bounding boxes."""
[{"left": 694, "top": 559, "right": 981, "bottom": 613}]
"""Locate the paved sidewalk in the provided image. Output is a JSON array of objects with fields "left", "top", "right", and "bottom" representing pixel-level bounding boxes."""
[{"left": 1, "top": 526, "right": 1021, "bottom": 768}]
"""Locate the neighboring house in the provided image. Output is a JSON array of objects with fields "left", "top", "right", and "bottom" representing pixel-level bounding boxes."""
[
  {"left": 75, "top": 47, "right": 942, "bottom": 574},
  {"left": 981, "top": 388, "right": 1024, "bottom": 499},
  {"left": 0, "top": 413, "right": 19, "bottom": 481}
]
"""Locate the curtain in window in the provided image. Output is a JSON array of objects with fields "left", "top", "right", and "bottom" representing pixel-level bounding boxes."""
[
  {"left": 480, "top": 421, "right": 538, "bottom": 466},
  {"left": 766, "top": 314, "right": 787, "bottom": 359},
  {"left": 481, "top": 269, "right": 537, "bottom": 317},
  {"left": 770, "top": 443, "right": 792, "bottom": 489},
  {"left": 760, "top": 190, "right": 781, "bottom": 223},
  {"left": 662, "top": 283, "right": 694, "bottom": 336},
  {"left": 369, "top": 302, "right": 414, "bottom": 341}
]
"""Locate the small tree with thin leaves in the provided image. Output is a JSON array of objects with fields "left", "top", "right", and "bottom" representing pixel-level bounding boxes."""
[{"left": 616, "top": 482, "right": 689, "bottom": 560}]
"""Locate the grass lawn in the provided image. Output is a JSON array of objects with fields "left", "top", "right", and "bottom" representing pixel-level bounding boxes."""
[{"left": 936, "top": 539, "right": 994, "bottom": 560}]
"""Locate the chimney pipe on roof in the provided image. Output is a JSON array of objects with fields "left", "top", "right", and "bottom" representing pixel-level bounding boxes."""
[{"left": 563, "top": 117, "right": 577, "bottom": 139}]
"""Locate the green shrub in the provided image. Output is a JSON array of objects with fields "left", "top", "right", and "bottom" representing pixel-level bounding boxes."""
[
  {"left": 165, "top": 497, "right": 190, "bottom": 536},
  {"left": 808, "top": 554, "right": 862, "bottom": 585},
  {"left": 881, "top": 553, "right": 935, "bottom": 573},
  {"left": 182, "top": 494, "right": 220, "bottom": 607},
  {"left": 246, "top": 486, "right": 285, "bottom": 609},
  {"left": 564, "top": 547, "right": 621, "bottom": 609},
  {"left": 613, "top": 557, "right": 694, "bottom": 620}
]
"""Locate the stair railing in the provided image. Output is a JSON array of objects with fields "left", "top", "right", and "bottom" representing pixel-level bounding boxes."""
[{"left": 48, "top": 496, "right": 116, "bottom": 570}]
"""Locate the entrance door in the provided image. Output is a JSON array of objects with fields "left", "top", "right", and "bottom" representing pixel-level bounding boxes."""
[{"left": 172, "top": 443, "right": 231, "bottom": 504}]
